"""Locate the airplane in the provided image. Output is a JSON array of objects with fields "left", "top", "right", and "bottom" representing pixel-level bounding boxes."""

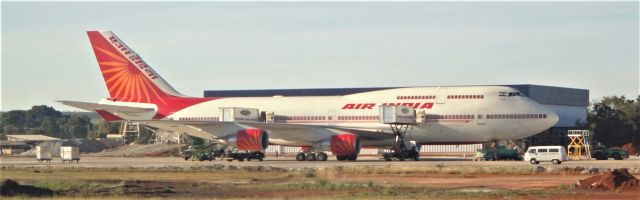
[{"left": 60, "top": 31, "right": 559, "bottom": 161}]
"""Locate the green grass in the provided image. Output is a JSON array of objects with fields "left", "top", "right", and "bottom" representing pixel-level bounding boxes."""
[
  {"left": 260, "top": 177, "right": 555, "bottom": 199},
  {"left": 32, "top": 179, "right": 116, "bottom": 196},
  {"left": 317, "top": 164, "right": 595, "bottom": 177},
  {"left": 1, "top": 169, "right": 295, "bottom": 182}
]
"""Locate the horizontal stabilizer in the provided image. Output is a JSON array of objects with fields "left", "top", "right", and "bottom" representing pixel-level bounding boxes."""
[{"left": 58, "top": 100, "right": 157, "bottom": 121}]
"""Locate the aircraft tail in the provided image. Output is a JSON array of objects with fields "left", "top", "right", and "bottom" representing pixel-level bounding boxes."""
[{"left": 86, "top": 31, "right": 184, "bottom": 105}]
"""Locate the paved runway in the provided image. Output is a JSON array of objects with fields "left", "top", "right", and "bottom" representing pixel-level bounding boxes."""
[{"left": 2, "top": 156, "right": 638, "bottom": 169}]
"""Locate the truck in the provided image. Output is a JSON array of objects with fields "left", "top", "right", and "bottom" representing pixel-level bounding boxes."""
[
  {"left": 182, "top": 146, "right": 197, "bottom": 161},
  {"left": 182, "top": 146, "right": 227, "bottom": 161},
  {"left": 35, "top": 146, "right": 52, "bottom": 163},
  {"left": 224, "top": 149, "right": 265, "bottom": 162},
  {"left": 477, "top": 147, "right": 522, "bottom": 161},
  {"left": 60, "top": 146, "right": 80, "bottom": 163},
  {"left": 592, "top": 149, "right": 629, "bottom": 160}
]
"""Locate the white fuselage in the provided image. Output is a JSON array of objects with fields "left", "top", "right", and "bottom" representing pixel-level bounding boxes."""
[
  {"left": 82, "top": 31, "right": 559, "bottom": 148},
  {"left": 147, "top": 86, "right": 559, "bottom": 145}
]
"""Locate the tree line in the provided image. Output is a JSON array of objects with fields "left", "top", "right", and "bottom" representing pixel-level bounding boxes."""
[
  {"left": 586, "top": 95, "right": 639, "bottom": 148},
  {"left": 0, "top": 105, "right": 120, "bottom": 139}
]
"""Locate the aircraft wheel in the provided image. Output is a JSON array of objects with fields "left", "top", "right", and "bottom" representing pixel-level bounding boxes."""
[
  {"left": 317, "top": 152, "right": 328, "bottom": 161},
  {"left": 383, "top": 153, "right": 392, "bottom": 161},
  {"left": 336, "top": 155, "right": 346, "bottom": 161},
  {"left": 306, "top": 153, "right": 316, "bottom": 161},
  {"left": 296, "top": 153, "right": 306, "bottom": 161},
  {"left": 397, "top": 153, "right": 405, "bottom": 161}
]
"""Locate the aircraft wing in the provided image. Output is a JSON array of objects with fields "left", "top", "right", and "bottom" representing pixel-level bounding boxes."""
[{"left": 137, "top": 120, "right": 394, "bottom": 146}]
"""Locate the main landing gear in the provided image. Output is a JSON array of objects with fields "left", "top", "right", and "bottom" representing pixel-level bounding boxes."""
[
  {"left": 296, "top": 151, "right": 357, "bottom": 161},
  {"left": 382, "top": 124, "right": 420, "bottom": 161},
  {"left": 296, "top": 151, "right": 329, "bottom": 161}
]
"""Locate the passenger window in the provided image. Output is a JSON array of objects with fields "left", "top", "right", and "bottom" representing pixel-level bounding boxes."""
[
  {"left": 528, "top": 149, "right": 536, "bottom": 153},
  {"left": 549, "top": 148, "right": 559, "bottom": 153},
  {"left": 538, "top": 149, "right": 548, "bottom": 153}
]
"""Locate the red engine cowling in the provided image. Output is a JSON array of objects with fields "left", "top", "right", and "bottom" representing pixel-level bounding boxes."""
[
  {"left": 330, "top": 133, "right": 361, "bottom": 156},
  {"left": 228, "top": 128, "right": 269, "bottom": 151}
]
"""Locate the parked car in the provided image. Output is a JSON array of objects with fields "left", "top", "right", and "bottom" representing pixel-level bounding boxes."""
[{"left": 524, "top": 146, "right": 567, "bottom": 164}]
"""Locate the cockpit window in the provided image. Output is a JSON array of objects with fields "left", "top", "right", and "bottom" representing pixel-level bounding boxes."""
[
  {"left": 499, "top": 91, "right": 522, "bottom": 97},
  {"left": 508, "top": 92, "right": 522, "bottom": 97}
]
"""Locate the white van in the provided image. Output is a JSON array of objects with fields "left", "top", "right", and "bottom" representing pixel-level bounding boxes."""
[{"left": 524, "top": 146, "right": 567, "bottom": 164}]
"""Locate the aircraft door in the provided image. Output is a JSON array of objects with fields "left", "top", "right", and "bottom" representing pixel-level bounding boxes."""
[
  {"left": 222, "top": 108, "right": 234, "bottom": 121},
  {"left": 436, "top": 87, "right": 447, "bottom": 104},
  {"left": 328, "top": 110, "right": 337, "bottom": 125},
  {"left": 477, "top": 108, "right": 486, "bottom": 125}
]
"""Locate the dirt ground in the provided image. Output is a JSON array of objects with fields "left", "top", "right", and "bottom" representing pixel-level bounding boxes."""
[
  {"left": 2, "top": 155, "right": 639, "bottom": 199},
  {"left": 1, "top": 166, "right": 639, "bottom": 199}
]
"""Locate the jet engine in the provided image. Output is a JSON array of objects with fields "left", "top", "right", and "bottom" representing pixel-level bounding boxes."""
[
  {"left": 327, "top": 133, "right": 361, "bottom": 156},
  {"left": 226, "top": 128, "right": 269, "bottom": 151}
]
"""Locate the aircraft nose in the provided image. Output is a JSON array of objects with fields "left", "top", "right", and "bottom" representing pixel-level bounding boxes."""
[{"left": 544, "top": 109, "right": 559, "bottom": 128}]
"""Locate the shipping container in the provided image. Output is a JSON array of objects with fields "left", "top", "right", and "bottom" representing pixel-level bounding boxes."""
[
  {"left": 220, "top": 107, "right": 260, "bottom": 122},
  {"left": 35, "top": 146, "right": 52, "bottom": 163},
  {"left": 379, "top": 105, "right": 416, "bottom": 124},
  {"left": 60, "top": 146, "right": 80, "bottom": 163}
]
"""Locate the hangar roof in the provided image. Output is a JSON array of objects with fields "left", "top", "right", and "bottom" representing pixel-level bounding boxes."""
[
  {"left": 507, "top": 85, "right": 588, "bottom": 107},
  {"left": 204, "top": 84, "right": 588, "bottom": 107},
  {"left": 6, "top": 134, "right": 62, "bottom": 142}
]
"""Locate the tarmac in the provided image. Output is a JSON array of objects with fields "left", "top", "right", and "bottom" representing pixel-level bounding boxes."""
[{"left": 1, "top": 155, "right": 639, "bottom": 169}]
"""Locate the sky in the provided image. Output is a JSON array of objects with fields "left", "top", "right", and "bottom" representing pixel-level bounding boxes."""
[{"left": 1, "top": 2, "right": 638, "bottom": 111}]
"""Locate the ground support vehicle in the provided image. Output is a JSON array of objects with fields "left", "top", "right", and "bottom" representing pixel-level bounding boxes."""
[
  {"left": 592, "top": 149, "right": 629, "bottom": 160},
  {"left": 60, "top": 146, "right": 80, "bottom": 163},
  {"left": 524, "top": 146, "right": 567, "bottom": 164},
  {"left": 225, "top": 150, "right": 265, "bottom": 162}
]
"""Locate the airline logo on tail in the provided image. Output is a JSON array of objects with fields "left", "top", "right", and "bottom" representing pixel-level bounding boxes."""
[
  {"left": 106, "top": 35, "right": 158, "bottom": 79},
  {"left": 87, "top": 31, "right": 183, "bottom": 105}
]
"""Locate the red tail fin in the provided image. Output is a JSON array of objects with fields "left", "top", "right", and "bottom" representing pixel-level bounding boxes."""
[
  {"left": 86, "top": 31, "right": 216, "bottom": 119},
  {"left": 87, "top": 31, "right": 183, "bottom": 105}
]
